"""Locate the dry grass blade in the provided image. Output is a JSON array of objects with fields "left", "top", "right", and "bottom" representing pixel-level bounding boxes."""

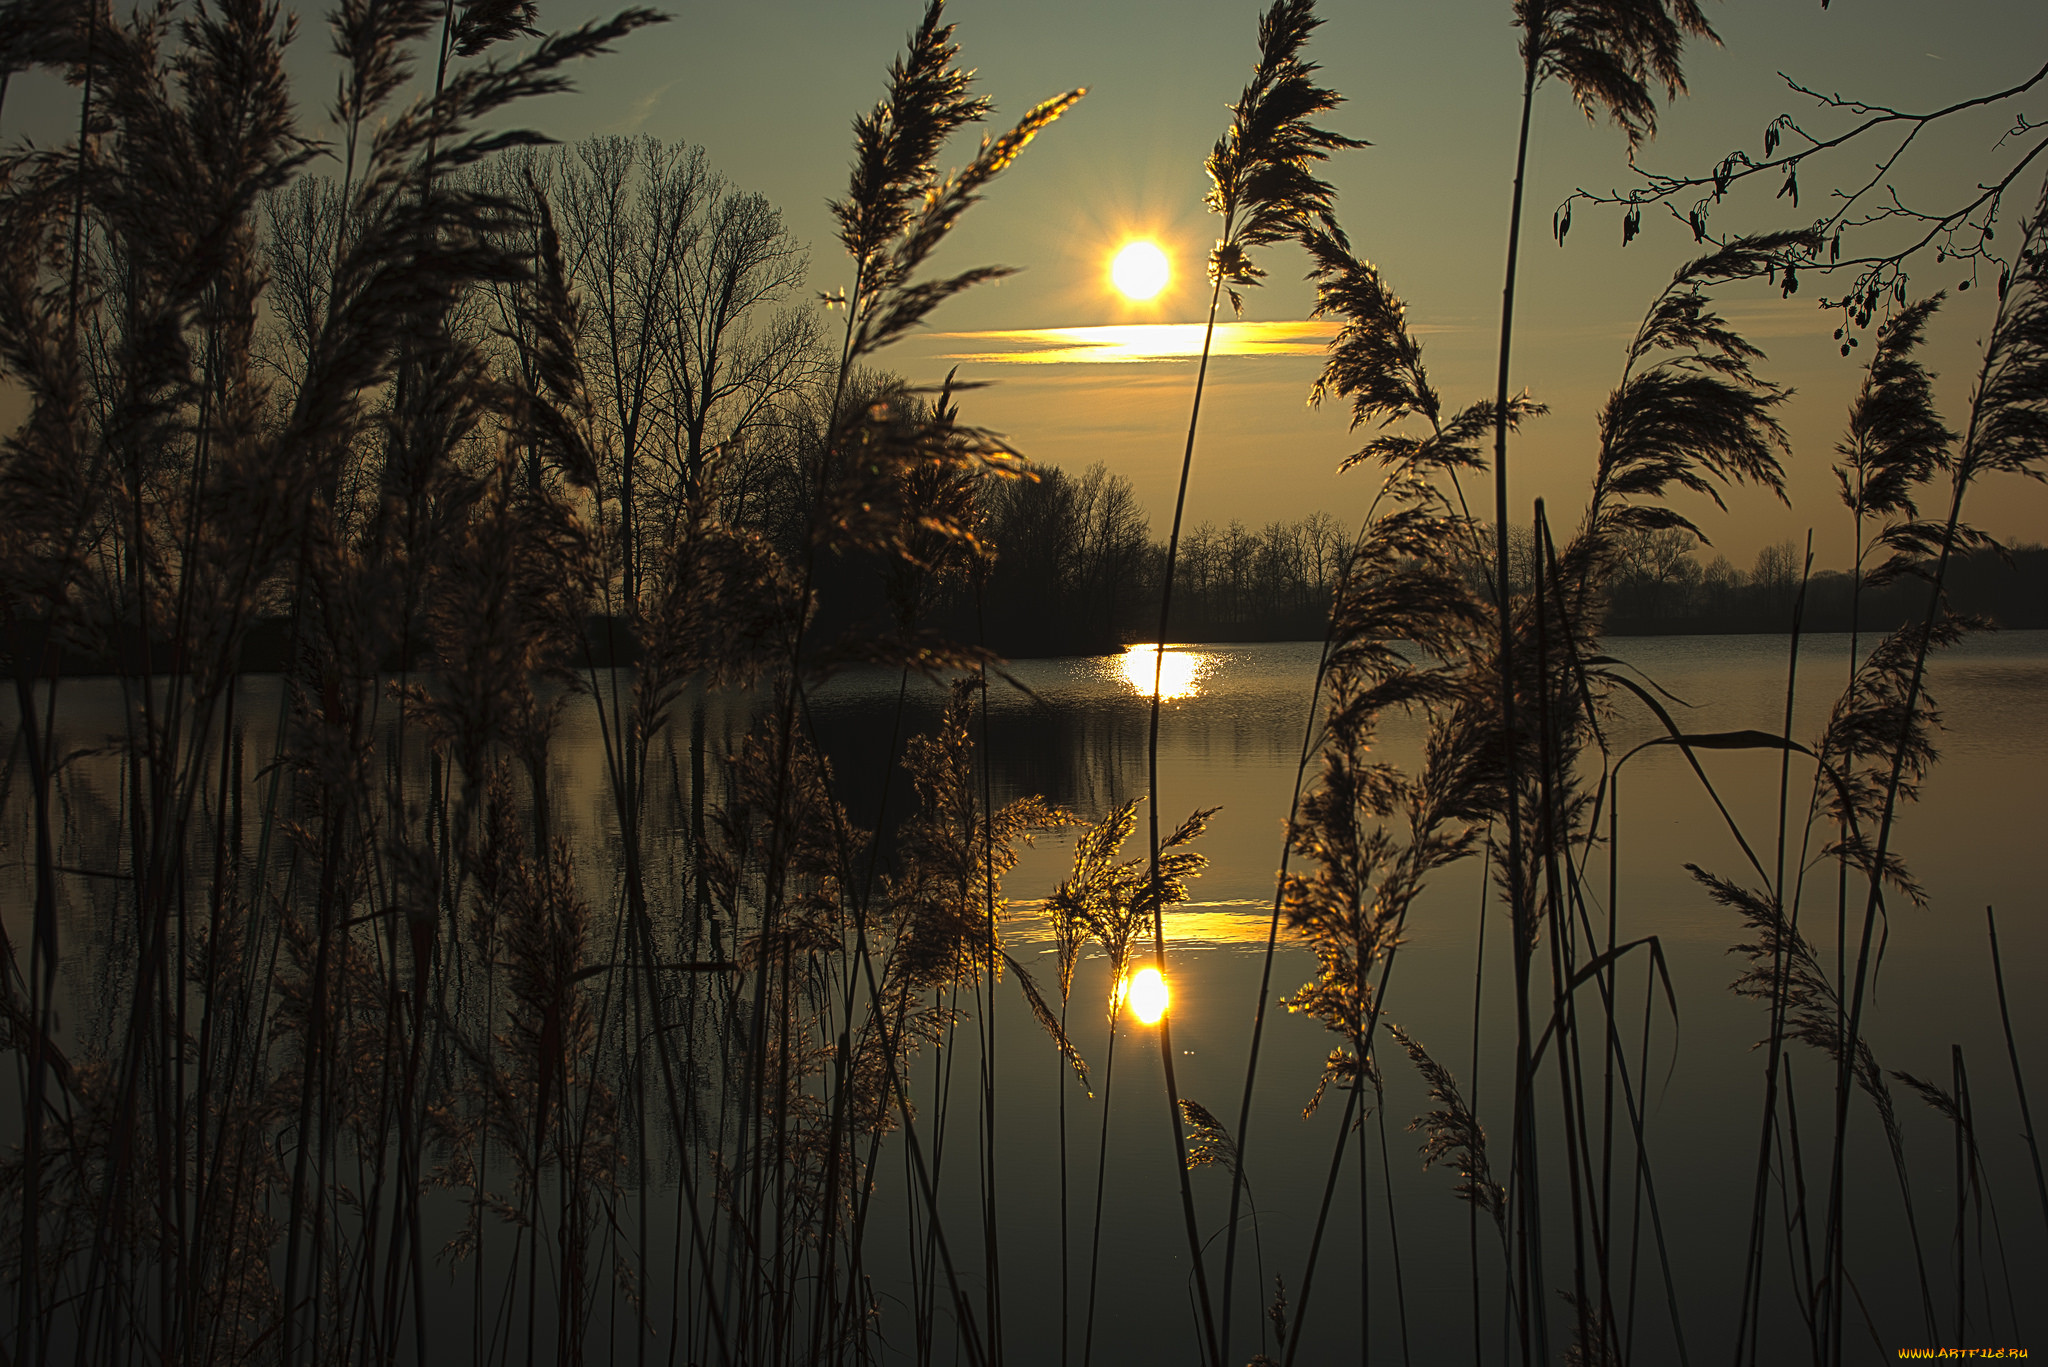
[
  {"left": 1009, "top": 951, "right": 1090, "bottom": 1095},
  {"left": 1387, "top": 1022, "right": 1505, "bottom": 1229}
]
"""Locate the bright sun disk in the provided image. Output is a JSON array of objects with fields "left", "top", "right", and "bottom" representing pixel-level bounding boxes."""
[{"left": 1111, "top": 241, "right": 1170, "bottom": 300}]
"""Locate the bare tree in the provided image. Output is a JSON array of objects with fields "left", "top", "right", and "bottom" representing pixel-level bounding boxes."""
[
  {"left": 514, "top": 137, "right": 826, "bottom": 605},
  {"left": 1298, "top": 508, "right": 1346, "bottom": 597},
  {"left": 555, "top": 136, "right": 710, "bottom": 606},
  {"left": 261, "top": 177, "right": 348, "bottom": 391},
  {"left": 655, "top": 180, "right": 824, "bottom": 531},
  {"left": 1751, "top": 536, "right": 1801, "bottom": 620},
  {"left": 1612, "top": 523, "right": 1704, "bottom": 620},
  {"left": 1073, "top": 462, "right": 1149, "bottom": 640}
]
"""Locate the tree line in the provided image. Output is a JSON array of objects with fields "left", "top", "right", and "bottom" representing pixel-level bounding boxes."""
[
  {"left": 927, "top": 464, "right": 1349, "bottom": 655},
  {"left": 957, "top": 503, "right": 2048, "bottom": 654},
  {"left": 1603, "top": 528, "right": 2048, "bottom": 634},
  {"left": 923, "top": 486, "right": 2048, "bottom": 654}
]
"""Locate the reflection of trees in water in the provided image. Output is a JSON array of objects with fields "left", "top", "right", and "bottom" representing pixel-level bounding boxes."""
[
  {"left": 803, "top": 672, "right": 1313, "bottom": 839},
  {"left": 804, "top": 687, "right": 1142, "bottom": 838},
  {"left": 984, "top": 699, "right": 1146, "bottom": 816},
  {"left": 49, "top": 762, "right": 130, "bottom": 1062}
]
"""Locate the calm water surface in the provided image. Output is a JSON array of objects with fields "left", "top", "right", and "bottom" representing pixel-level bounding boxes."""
[
  {"left": 5, "top": 633, "right": 2044, "bottom": 1362},
  {"left": 803, "top": 632, "right": 2048, "bottom": 1362}
]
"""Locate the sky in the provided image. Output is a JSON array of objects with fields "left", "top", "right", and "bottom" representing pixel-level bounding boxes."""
[{"left": 8, "top": 0, "right": 2047, "bottom": 569}]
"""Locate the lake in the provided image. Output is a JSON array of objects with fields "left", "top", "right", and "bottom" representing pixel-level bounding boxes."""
[{"left": 4, "top": 632, "right": 2044, "bottom": 1364}]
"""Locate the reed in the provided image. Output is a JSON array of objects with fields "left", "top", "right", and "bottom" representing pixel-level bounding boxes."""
[
  {"left": 1159, "top": 8, "right": 1363, "bottom": 1357},
  {"left": 1481, "top": 2, "right": 1717, "bottom": 1335}
]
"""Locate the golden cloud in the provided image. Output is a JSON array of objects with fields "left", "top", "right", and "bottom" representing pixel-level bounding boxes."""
[{"left": 931, "top": 320, "right": 1342, "bottom": 365}]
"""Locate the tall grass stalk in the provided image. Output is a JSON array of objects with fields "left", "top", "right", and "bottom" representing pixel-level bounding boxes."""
[
  {"left": 1484, "top": 4, "right": 1715, "bottom": 1345},
  {"left": 1730, "top": 532, "right": 1813, "bottom": 1365},
  {"left": 1817, "top": 175, "right": 2048, "bottom": 1367},
  {"left": 1140, "top": 0, "right": 1360, "bottom": 1349},
  {"left": 1985, "top": 907, "right": 2048, "bottom": 1236}
]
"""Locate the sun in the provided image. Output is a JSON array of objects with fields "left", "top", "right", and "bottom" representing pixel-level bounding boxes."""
[{"left": 1110, "top": 241, "right": 1171, "bottom": 301}]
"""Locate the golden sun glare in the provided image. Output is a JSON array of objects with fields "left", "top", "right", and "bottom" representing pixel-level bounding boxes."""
[
  {"left": 1119, "top": 645, "right": 1204, "bottom": 701},
  {"left": 1110, "top": 241, "right": 1170, "bottom": 300},
  {"left": 1124, "top": 966, "right": 1170, "bottom": 1025}
]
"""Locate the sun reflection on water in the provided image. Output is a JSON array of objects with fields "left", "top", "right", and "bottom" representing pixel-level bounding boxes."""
[
  {"left": 1120, "top": 966, "right": 1169, "bottom": 1025},
  {"left": 1118, "top": 645, "right": 1211, "bottom": 701}
]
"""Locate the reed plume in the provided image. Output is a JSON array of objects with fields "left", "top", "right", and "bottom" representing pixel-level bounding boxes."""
[
  {"left": 1154, "top": 10, "right": 1361, "bottom": 1359},
  {"left": 1834, "top": 296, "right": 1955, "bottom": 566},
  {"left": 1043, "top": 799, "right": 1214, "bottom": 1014},
  {"left": 1050, "top": 797, "right": 1213, "bottom": 1367},
  {"left": 1388, "top": 1022, "right": 1506, "bottom": 1230},
  {"left": 1201, "top": 0, "right": 1362, "bottom": 314},
  {"left": 827, "top": 0, "right": 1081, "bottom": 377},
  {"left": 1181, "top": 1099, "right": 1243, "bottom": 1176}
]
